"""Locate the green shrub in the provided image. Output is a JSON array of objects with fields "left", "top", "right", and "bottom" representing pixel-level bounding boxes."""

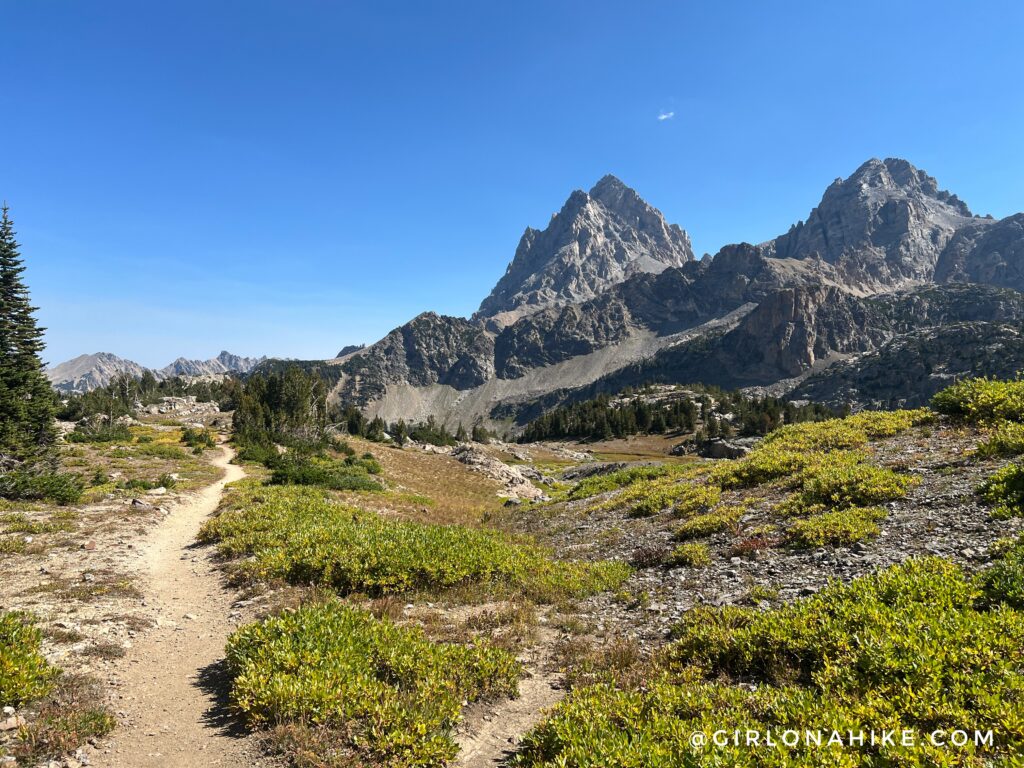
[
  {"left": 0, "top": 470, "right": 84, "bottom": 505},
  {"left": 66, "top": 422, "right": 132, "bottom": 444},
  {"left": 269, "top": 454, "right": 384, "bottom": 492},
  {"left": 1, "top": 511, "right": 77, "bottom": 534},
  {"left": 199, "top": 483, "right": 630, "bottom": 601},
  {"left": 667, "top": 542, "right": 712, "bottom": 568},
  {"left": 778, "top": 453, "right": 917, "bottom": 516},
  {"left": 932, "top": 377, "right": 1024, "bottom": 423},
  {"left": 711, "top": 410, "right": 928, "bottom": 490},
  {"left": 673, "top": 509, "right": 741, "bottom": 541},
  {"left": 978, "top": 461, "right": 1024, "bottom": 519},
  {"left": 0, "top": 611, "right": 55, "bottom": 706},
  {"left": 182, "top": 427, "right": 217, "bottom": 452},
  {"left": 978, "top": 539, "right": 1024, "bottom": 608},
  {"left": 227, "top": 601, "right": 519, "bottom": 766},
  {"left": 785, "top": 506, "right": 886, "bottom": 548},
  {"left": 608, "top": 477, "right": 720, "bottom": 519},
  {"left": 976, "top": 421, "right": 1024, "bottom": 457},
  {"left": 516, "top": 558, "right": 1024, "bottom": 767},
  {"left": 566, "top": 465, "right": 674, "bottom": 501},
  {"left": 234, "top": 438, "right": 279, "bottom": 466}
]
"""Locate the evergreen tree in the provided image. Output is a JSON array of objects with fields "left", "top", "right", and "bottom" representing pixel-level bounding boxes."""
[{"left": 0, "top": 205, "right": 57, "bottom": 468}]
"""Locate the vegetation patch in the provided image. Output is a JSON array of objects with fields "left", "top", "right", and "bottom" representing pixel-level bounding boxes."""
[
  {"left": 565, "top": 464, "right": 675, "bottom": 502},
  {"left": 514, "top": 558, "right": 1024, "bottom": 767},
  {"left": 979, "top": 538, "right": 1024, "bottom": 609},
  {"left": 0, "top": 611, "right": 54, "bottom": 706},
  {"left": 976, "top": 421, "right": 1024, "bottom": 457},
  {"left": 2, "top": 674, "right": 115, "bottom": 764},
  {"left": 673, "top": 508, "right": 742, "bottom": 541},
  {"left": 199, "top": 483, "right": 630, "bottom": 601},
  {"left": 712, "top": 410, "right": 929, "bottom": 490},
  {"left": 785, "top": 506, "right": 886, "bottom": 548},
  {"left": 667, "top": 542, "right": 712, "bottom": 568},
  {"left": 226, "top": 601, "right": 519, "bottom": 766},
  {"left": 777, "top": 453, "right": 917, "bottom": 517},
  {"left": 978, "top": 461, "right": 1024, "bottom": 519},
  {"left": 932, "top": 377, "right": 1024, "bottom": 423},
  {"left": 0, "top": 470, "right": 83, "bottom": 505},
  {"left": 269, "top": 453, "right": 384, "bottom": 492},
  {"left": 605, "top": 475, "right": 719, "bottom": 519},
  {"left": 65, "top": 421, "right": 133, "bottom": 444},
  {"left": 181, "top": 426, "right": 217, "bottom": 453}
]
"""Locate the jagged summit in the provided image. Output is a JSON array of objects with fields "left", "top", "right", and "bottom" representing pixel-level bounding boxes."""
[
  {"left": 333, "top": 156, "right": 1024, "bottom": 425},
  {"left": 769, "top": 157, "right": 979, "bottom": 286},
  {"left": 475, "top": 176, "right": 694, "bottom": 323},
  {"left": 845, "top": 157, "right": 972, "bottom": 216}
]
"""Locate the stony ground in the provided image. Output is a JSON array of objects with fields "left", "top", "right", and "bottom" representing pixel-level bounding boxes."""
[{"left": 495, "top": 423, "right": 1024, "bottom": 647}]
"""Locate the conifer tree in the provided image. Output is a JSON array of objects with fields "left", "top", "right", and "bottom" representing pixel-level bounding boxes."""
[{"left": 0, "top": 205, "right": 56, "bottom": 468}]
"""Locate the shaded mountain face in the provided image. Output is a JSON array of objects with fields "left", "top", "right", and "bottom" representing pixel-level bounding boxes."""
[
  {"left": 475, "top": 175, "right": 694, "bottom": 323},
  {"left": 48, "top": 351, "right": 265, "bottom": 393},
  {"left": 330, "top": 158, "right": 1024, "bottom": 422}
]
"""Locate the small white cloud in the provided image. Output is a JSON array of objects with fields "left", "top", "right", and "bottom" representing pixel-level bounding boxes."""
[{"left": 657, "top": 111, "right": 675, "bottom": 121}]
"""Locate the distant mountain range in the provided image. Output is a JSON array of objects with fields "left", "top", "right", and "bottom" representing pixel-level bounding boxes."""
[
  {"left": 47, "top": 351, "right": 266, "bottom": 394},
  {"left": 54, "top": 158, "right": 1024, "bottom": 420},
  {"left": 307, "top": 157, "right": 1024, "bottom": 424}
]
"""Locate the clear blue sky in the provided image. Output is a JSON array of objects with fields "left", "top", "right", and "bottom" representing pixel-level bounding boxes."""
[{"left": 4, "top": 1, "right": 1023, "bottom": 367}]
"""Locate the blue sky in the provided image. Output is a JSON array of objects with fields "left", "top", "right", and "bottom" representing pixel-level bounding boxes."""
[{"left": 3, "top": 1, "right": 1023, "bottom": 367}]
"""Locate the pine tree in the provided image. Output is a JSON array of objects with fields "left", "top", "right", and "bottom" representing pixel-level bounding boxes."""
[{"left": 0, "top": 205, "right": 57, "bottom": 469}]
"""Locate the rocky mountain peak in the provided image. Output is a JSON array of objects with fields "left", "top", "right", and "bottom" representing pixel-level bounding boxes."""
[
  {"left": 840, "top": 157, "right": 973, "bottom": 216},
  {"left": 771, "top": 157, "right": 978, "bottom": 286},
  {"left": 475, "top": 176, "right": 694, "bottom": 323}
]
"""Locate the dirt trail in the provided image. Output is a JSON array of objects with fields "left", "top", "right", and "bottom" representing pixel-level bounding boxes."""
[
  {"left": 456, "top": 629, "right": 564, "bottom": 768},
  {"left": 98, "top": 446, "right": 262, "bottom": 768}
]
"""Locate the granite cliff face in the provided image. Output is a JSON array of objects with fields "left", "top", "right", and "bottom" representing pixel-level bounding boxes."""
[
  {"left": 332, "top": 159, "right": 1024, "bottom": 424},
  {"left": 475, "top": 175, "right": 694, "bottom": 324}
]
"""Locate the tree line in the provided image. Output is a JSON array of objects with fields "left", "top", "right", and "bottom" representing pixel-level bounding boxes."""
[
  {"left": 519, "top": 386, "right": 837, "bottom": 442},
  {"left": 57, "top": 370, "right": 242, "bottom": 423}
]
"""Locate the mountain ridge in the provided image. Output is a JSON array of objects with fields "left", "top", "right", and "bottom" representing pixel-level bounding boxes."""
[
  {"left": 330, "top": 157, "right": 1024, "bottom": 425},
  {"left": 47, "top": 350, "right": 266, "bottom": 394}
]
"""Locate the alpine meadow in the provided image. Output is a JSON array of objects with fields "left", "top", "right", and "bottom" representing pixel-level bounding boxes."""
[{"left": 4, "top": 3, "right": 1024, "bottom": 768}]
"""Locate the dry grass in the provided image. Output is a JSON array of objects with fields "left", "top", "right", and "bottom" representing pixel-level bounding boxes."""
[
  {"left": 24, "top": 571, "right": 143, "bottom": 602},
  {"left": 345, "top": 437, "right": 506, "bottom": 525},
  {"left": 586, "top": 434, "right": 692, "bottom": 462}
]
